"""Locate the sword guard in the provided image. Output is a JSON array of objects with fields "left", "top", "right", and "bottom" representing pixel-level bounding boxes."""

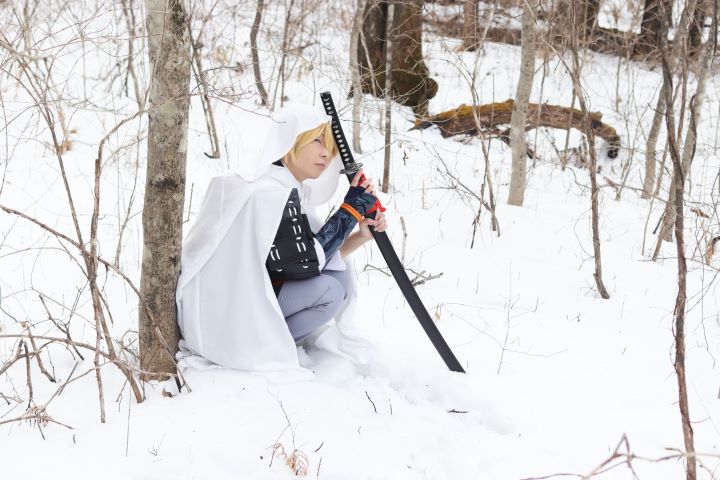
[{"left": 339, "top": 162, "right": 363, "bottom": 175}]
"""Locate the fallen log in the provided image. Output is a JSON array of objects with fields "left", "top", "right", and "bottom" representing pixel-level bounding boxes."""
[
  {"left": 427, "top": 11, "right": 662, "bottom": 62},
  {"left": 412, "top": 100, "right": 620, "bottom": 159}
]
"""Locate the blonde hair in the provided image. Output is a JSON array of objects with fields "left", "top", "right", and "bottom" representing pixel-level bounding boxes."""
[{"left": 284, "top": 122, "right": 338, "bottom": 164}]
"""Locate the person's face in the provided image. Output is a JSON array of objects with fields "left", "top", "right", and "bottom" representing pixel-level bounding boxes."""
[{"left": 288, "top": 137, "right": 331, "bottom": 182}]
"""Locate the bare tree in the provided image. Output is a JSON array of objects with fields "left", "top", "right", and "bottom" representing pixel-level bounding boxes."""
[
  {"left": 552, "top": 0, "right": 611, "bottom": 299},
  {"left": 358, "top": 0, "right": 437, "bottom": 117},
  {"left": 382, "top": 2, "right": 395, "bottom": 194},
  {"left": 643, "top": 0, "right": 698, "bottom": 204},
  {"left": 658, "top": 16, "right": 696, "bottom": 480},
  {"left": 582, "top": 0, "right": 601, "bottom": 32},
  {"left": 651, "top": 0, "right": 699, "bottom": 254},
  {"left": 689, "top": 0, "right": 709, "bottom": 50},
  {"left": 638, "top": 0, "right": 672, "bottom": 53},
  {"left": 642, "top": 89, "right": 664, "bottom": 199},
  {"left": 350, "top": 0, "right": 369, "bottom": 154},
  {"left": 140, "top": 0, "right": 192, "bottom": 379},
  {"left": 251, "top": 0, "right": 269, "bottom": 106},
  {"left": 189, "top": 17, "right": 221, "bottom": 159},
  {"left": 468, "top": 3, "right": 500, "bottom": 234},
  {"left": 507, "top": 0, "right": 536, "bottom": 207},
  {"left": 666, "top": 5, "right": 716, "bottom": 477},
  {"left": 120, "top": 0, "right": 144, "bottom": 110},
  {"left": 0, "top": 6, "right": 147, "bottom": 419},
  {"left": 680, "top": 4, "right": 715, "bottom": 177},
  {"left": 657, "top": 2, "right": 718, "bottom": 476},
  {"left": 462, "top": 0, "right": 479, "bottom": 50}
]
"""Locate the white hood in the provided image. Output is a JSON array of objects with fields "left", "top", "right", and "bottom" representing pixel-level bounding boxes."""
[{"left": 250, "top": 103, "right": 343, "bottom": 206}]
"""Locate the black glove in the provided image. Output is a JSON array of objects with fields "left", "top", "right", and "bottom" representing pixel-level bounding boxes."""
[{"left": 342, "top": 186, "right": 377, "bottom": 218}]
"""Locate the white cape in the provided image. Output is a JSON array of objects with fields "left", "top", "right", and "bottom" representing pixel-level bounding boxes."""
[{"left": 176, "top": 166, "right": 371, "bottom": 376}]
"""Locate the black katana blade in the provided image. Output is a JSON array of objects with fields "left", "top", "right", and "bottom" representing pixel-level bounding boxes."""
[{"left": 320, "top": 91, "right": 465, "bottom": 374}]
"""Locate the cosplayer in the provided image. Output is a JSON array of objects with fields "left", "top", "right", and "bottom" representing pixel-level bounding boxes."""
[{"left": 176, "top": 104, "right": 387, "bottom": 373}]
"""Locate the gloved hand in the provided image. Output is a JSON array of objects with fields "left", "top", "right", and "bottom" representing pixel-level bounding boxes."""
[{"left": 343, "top": 186, "right": 377, "bottom": 218}]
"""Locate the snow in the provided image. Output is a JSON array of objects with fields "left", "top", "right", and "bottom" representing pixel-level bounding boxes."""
[{"left": 1, "top": 1, "right": 719, "bottom": 479}]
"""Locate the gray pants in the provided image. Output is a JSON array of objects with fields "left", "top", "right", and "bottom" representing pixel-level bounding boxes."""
[{"left": 277, "top": 270, "right": 350, "bottom": 342}]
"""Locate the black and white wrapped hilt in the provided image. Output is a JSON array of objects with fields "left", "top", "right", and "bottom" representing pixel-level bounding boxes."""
[{"left": 320, "top": 92, "right": 364, "bottom": 183}]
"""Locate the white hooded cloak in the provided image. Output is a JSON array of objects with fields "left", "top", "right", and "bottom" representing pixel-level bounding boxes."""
[{"left": 176, "top": 104, "right": 369, "bottom": 375}]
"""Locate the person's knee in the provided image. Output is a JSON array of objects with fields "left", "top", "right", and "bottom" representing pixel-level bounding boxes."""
[
  {"left": 323, "top": 269, "right": 349, "bottom": 300},
  {"left": 319, "top": 275, "right": 344, "bottom": 307}
]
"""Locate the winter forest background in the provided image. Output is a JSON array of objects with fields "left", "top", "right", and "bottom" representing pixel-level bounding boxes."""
[{"left": 1, "top": 0, "right": 719, "bottom": 478}]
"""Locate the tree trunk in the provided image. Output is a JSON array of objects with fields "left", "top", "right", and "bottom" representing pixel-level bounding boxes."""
[
  {"left": 689, "top": 0, "right": 708, "bottom": 50},
  {"left": 382, "top": 2, "right": 394, "bottom": 194},
  {"left": 358, "top": 0, "right": 437, "bottom": 117},
  {"left": 639, "top": 0, "right": 672, "bottom": 53},
  {"left": 642, "top": 92, "right": 664, "bottom": 199},
  {"left": 462, "top": 0, "right": 479, "bottom": 50},
  {"left": 508, "top": 0, "right": 536, "bottom": 206},
  {"left": 271, "top": 0, "right": 296, "bottom": 111},
  {"left": 251, "top": 0, "right": 269, "bottom": 106},
  {"left": 658, "top": 7, "right": 702, "bottom": 475},
  {"left": 570, "top": 0, "right": 610, "bottom": 299},
  {"left": 652, "top": 0, "right": 699, "bottom": 249},
  {"left": 140, "top": 0, "right": 191, "bottom": 379},
  {"left": 680, "top": 14, "right": 713, "bottom": 175},
  {"left": 350, "top": 0, "right": 369, "bottom": 154},
  {"left": 582, "top": 0, "right": 601, "bottom": 34}
]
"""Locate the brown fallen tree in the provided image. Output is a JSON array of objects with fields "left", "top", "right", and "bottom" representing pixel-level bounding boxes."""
[
  {"left": 412, "top": 99, "right": 621, "bottom": 159},
  {"left": 428, "top": 7, "right": 681, "bottom": 62}
]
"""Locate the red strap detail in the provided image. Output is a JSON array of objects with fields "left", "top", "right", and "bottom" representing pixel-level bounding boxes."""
[
  {"left": 356, "top": 173, "right": 386, "bottom": 217},
  {"left": 366, "top": 199, "right": 386, "bottom": 216}
]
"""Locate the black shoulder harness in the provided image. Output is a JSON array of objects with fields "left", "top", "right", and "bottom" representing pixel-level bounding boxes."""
[{"left": 266, "top": 188, "right": 320, "bottom": 282}]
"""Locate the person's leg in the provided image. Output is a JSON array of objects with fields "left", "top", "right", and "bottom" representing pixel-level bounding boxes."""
[
  {"left": 276, "top": 274, "right": 345, "bottom": 342},
  {"left": 321, "top": 269, "right": 350, "bottom": 300}
]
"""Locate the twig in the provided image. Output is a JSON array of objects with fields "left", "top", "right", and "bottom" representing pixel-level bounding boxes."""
[
  {"left": 522, "top": 433, "right": 720, "bottom": 480},
  {"left": 400, "top": 216, "right": 407, "bottom": 265},
  {"left": 0, "top": 409, "right": 73, "bottom": 430},
  {"left": 363, "top": 263, "right": 392, "bottom": 276},
  {"left": 23, "top": 341, "right": 33, "bottom": 409},
  {"left": 365, "top": 390, "right": 377, "bottom": 414},
  {"left": 27, "top": 327, "right": 56, "bottom": 383},
  {"left": 188, "top": 23, "right": 220, "bottom": 158},
  {"left": 435, "top": 153, "right": 492, "bottom": 211},
  {"left": 407, "top": 268, "right": 444, "bottom": 286},
  {"left": 38, "top": 293, "right": 84, "bottom": 361},
  {"left": 0, "top": 340, "right": 24, "bottom": 377},
  {"left": 0, "top": 392, "right": 21, "bottom": 405},
  {"left": 44, "top": 361, "right": 79, "bottom": 407}
]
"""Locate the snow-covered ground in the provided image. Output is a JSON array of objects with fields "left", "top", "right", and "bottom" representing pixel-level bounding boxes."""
[{"left": 1, "top": 1, "right": 719, "bottom": 479}]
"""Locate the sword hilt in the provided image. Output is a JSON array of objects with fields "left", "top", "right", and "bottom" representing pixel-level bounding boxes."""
[{"left": 320, "top": 92, "right": 386, "bottom": 219}]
